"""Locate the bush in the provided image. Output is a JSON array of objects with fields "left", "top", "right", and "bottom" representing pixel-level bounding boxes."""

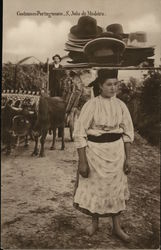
[
  {"left": 117, "top": 72, "right": 160, "bottom": 145},
  {"left": 140, "top": 71, "right": 160, "bottom": 115},
  {"left": 138, "top": 71, "right": 161, "bottom": 145},
  {"left": 2, "top": 63, "right": 47, "bottom": 91}
]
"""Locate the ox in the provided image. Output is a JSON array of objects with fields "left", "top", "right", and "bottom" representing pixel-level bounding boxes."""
[{"left": 31, "top": 96, "right": 66, "bottom": 157}]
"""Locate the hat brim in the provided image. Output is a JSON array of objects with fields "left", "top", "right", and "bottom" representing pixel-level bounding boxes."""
[
  {"left": 86, "top": 56, "right": 122, "bottom": 65},
  {"left": 68, "top": 33, "right": 93, "bottom": 42},
  {"left": 70, "top": 25, "right": 103, "bottom": 38},
  {"left": 84, "top": 37, "right": 125, "bottom": 55},
  {"left": 65, "top": 42, "right": 83, "bottom": 49},
  {"left": 66, "top": 40, "right": 87, "bottom": 46},
  {"left": 66, "top": 62, "right": 89, "bottom": 67},
  {"left": 126, "top": 46, "right": 155, "bottom": 50},
  {"left": 124, "top": 46, "right": 155, "bottom": 58},
  {"left": 65, "top": 45, "right": 84, "bottom": 52}
]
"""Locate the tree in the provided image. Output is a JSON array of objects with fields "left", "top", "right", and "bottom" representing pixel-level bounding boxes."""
[{"left": 138, "top": 70, "right": 161, "bottom": 145}]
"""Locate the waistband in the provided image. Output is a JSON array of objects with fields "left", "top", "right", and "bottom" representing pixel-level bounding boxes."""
[{"left": 87, "top": 133, "right": 122, "bottom": 143}]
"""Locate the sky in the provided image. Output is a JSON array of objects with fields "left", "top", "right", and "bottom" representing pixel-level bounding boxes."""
[{"left": 2, "top": 0, "right": 161, "bottom": 65}]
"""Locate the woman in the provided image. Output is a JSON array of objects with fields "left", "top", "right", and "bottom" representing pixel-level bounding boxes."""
[
  {"left": 49, "top": 54, "right": 64, "bottom": 97},
  {"left": 73, "top": 69, "right": 134, "bottom": 242},
  {"left": 43, "top": 54, "right": 63, "bottom": 97}
]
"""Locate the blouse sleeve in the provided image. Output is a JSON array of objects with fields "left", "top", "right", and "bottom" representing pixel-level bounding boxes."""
[
  {"left": 119, "top": 100, "right": 134, "bottom": 143},
  {"left": 73, "top": 99, "right": 95, "bottom": 148}
]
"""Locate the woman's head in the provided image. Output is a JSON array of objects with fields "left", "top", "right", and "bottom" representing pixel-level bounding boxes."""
[
  {"left": 52, "top": 54, "right": 61, "bottom": 64},
  {"left": 97, "top": 69, "right": 118, "bottom": 98}
]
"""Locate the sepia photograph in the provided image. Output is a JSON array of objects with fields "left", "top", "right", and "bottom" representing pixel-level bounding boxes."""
[{"left": 1, "top": 0, "right": 161, "bottom": 249}]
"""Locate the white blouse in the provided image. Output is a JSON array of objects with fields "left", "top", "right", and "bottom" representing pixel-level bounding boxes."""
[{"left": 74, "top": 95, "right": 134, "bottom": 148}]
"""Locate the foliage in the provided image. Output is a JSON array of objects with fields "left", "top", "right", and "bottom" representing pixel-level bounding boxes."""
[
  {"left": 117, "top": 72, "right": 160, "bottom": 145},
  {"left": 78, "top": 93, "right": 90, "bottom": 110},
  {"left": 140, "top": 71, "right": 160, "bottom": 115},
  {"left": 117, "top": 78, "right": 139, "bottom": 104},
  {"left": 137, "top": 70, "right": 161, "bottom": 145},
  {"left": 2, "top": 63, "right": 47, "bottom": 91}
]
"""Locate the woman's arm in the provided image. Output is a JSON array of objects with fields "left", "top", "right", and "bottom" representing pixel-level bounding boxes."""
[
  {"left": 124, "top": 142, "right": 131, "bottom": 160},
  {"left": 74, "top": 99, "right": 95, "bottom": 148},
  {"left": 123, "top": 141, "right": 132, "bottom": 175},
  {"left": 119, "top": 100, "right": 134, "bottom": 175},
  {"left": 74, "top": 99, "right": 95, "bottom": 177},
  {"left": 77, "top": 147, "right": 90, "bottom": 178},
  {"left": 119, "top": 100, "right": 134, "bottom": 144}
]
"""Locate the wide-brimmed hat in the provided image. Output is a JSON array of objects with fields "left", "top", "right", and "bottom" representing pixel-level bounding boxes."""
[
  {"left": 84, "top": 36, "right": 125, "bottom": 64},
  {"left": 129, "top": 32, "right": 147, "bottom": 43},
  {"left": 66, "top": 40, "right": 84, "bottom": 47},
  {"left": 70, "top": 16, "right": 103, "bottom": 38},
  {"left": 65, "top": 45, "right": 84, "bottom": 52},
  {"left": 68, "top": 51, "right": 87, "bottom": 60},
  {"left": 122, "top": 46, "right": 155, "bottom": 66},
  {"left": 65, "top": 42, "right": 84, "bottom": 49},
  {"left": 106, "top": 23, "right": 129, "bottom": 38},
  {"left": 68, "top": 33, "right": 92, "bottom": 43}
]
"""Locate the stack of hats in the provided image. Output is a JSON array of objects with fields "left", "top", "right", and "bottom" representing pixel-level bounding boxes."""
[
  {"left": 65, "top": 16, "right": 103, "bottom": 63},
  {"left": 65, "top": 17, "right": 155, "bottom": 67},
  {"left": 84, "top": 23, "right": 128, "bottom": 65},
  {"left": 122, "top": 46, "right": 155, "bottom": 66},
  {"left": 122, "top": 31, "right": 155, "bottom": 66},
  {"left": 65, "top": 18, "right": 126, "bottom": 66},
  {"left": 104, "top": 24, "right": 155, "bottom": 66}
]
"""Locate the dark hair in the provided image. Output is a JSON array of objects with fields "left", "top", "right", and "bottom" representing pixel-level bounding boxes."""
[
  {"left": 97, "top": 69, "right": 118, "bottom": 86},
  {"left": 88, "top": 69, "right": 118, "bottom": 97},
  {"left": 52, "top": 54, "right": 61, "bottom": 61}
]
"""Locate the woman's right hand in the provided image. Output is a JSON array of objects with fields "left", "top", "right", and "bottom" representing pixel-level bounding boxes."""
[{"left": 78, "top": 160, "right": 90, "bottom": 178}]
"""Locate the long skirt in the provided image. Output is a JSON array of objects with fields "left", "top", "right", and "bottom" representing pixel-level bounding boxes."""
[{"left": 73, "top": 138, "right": 130, "bottom": 216}]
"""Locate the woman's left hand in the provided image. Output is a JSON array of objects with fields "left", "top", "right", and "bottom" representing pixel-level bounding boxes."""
[{"left": 123, "top": 159, "right": 131, "bottom": 175}]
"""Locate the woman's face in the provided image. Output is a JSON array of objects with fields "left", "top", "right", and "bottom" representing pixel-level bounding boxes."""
[
  {"left": 53, "top": 56, "right": 61, "bottom": 64},
  {"left": 100, "top": 78, "right": 118, "bottom": 98}
]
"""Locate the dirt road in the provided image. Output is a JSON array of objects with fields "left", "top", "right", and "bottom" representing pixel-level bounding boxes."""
[{"left": 1, "top": 129, "right": 160, "bottom": 249}]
